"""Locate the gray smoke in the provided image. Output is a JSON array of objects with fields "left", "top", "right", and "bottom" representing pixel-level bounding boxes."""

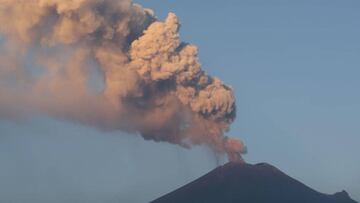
[{"left": 0, "top": 0, "right": 246, "bottom": 160}]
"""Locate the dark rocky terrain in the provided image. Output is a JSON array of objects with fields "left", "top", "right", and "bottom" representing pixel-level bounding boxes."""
[{"left": 151, "top": 162, "right": 357, "bottom": 203}]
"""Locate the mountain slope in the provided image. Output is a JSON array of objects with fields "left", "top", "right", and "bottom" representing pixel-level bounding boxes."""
[{"left": 151, "top": 162, "right": 357, "bottom": 203}]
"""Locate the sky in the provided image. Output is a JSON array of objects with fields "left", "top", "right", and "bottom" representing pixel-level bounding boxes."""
[{"left": 0, "top": 0, "right": 359, "bottom": 202}]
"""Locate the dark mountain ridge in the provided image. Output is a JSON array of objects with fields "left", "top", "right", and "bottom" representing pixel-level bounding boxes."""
[{"left": 151, "top": 162, "right": 357, "bottom": 203}]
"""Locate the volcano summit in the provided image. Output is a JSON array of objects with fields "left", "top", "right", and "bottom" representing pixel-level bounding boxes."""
[{"left": 151, "top": 162, "right": 358, "bottom": 203}]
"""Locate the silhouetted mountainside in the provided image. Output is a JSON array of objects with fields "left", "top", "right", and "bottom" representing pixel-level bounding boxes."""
[{"left": 151, "top": 162, "right": 357, "bottom": 203}]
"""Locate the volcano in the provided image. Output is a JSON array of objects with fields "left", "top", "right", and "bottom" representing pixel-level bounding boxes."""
[{"left": 151, "top": 162, "right": 357, "bottom": 203}]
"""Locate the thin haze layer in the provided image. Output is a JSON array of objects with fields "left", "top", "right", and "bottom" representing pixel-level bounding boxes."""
[{"left": 0, "top": 0, "right": 246, "bottom": 160}]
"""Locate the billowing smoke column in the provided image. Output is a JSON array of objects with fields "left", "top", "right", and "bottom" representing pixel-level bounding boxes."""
[{"left": 0, "top": 0, "right": 246, "bottom": 161}]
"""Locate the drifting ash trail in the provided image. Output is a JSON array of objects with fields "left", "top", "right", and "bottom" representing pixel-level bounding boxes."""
[{"left": 0, "top": 0, "right": 246, "bottom": 160}]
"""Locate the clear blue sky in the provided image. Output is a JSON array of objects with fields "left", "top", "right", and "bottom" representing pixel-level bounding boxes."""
[{"left": 0, "top": 0, "right": 359, "bottom": 202}]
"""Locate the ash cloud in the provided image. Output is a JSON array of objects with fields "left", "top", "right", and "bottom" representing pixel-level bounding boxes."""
[{"left": 0, "top": 0, "right": 246, "bottom": 160}]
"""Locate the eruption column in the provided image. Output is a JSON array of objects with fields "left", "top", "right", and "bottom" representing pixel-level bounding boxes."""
[{"left": 0, "top": 0, "right": 246, "bottom": 161}]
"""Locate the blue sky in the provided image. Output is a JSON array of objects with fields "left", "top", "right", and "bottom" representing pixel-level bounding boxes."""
[{"left": 0, "top": 0, "right": 359, "bottom": 202}]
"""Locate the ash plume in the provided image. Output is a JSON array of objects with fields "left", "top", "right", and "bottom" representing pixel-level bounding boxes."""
[{"left": 0, "top": 0, "right": 246, "bottom": 161}]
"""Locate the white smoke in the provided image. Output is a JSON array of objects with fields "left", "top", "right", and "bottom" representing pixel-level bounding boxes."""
[{"left": 0, "top": 0, "right": 246, "bottom": 161}]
